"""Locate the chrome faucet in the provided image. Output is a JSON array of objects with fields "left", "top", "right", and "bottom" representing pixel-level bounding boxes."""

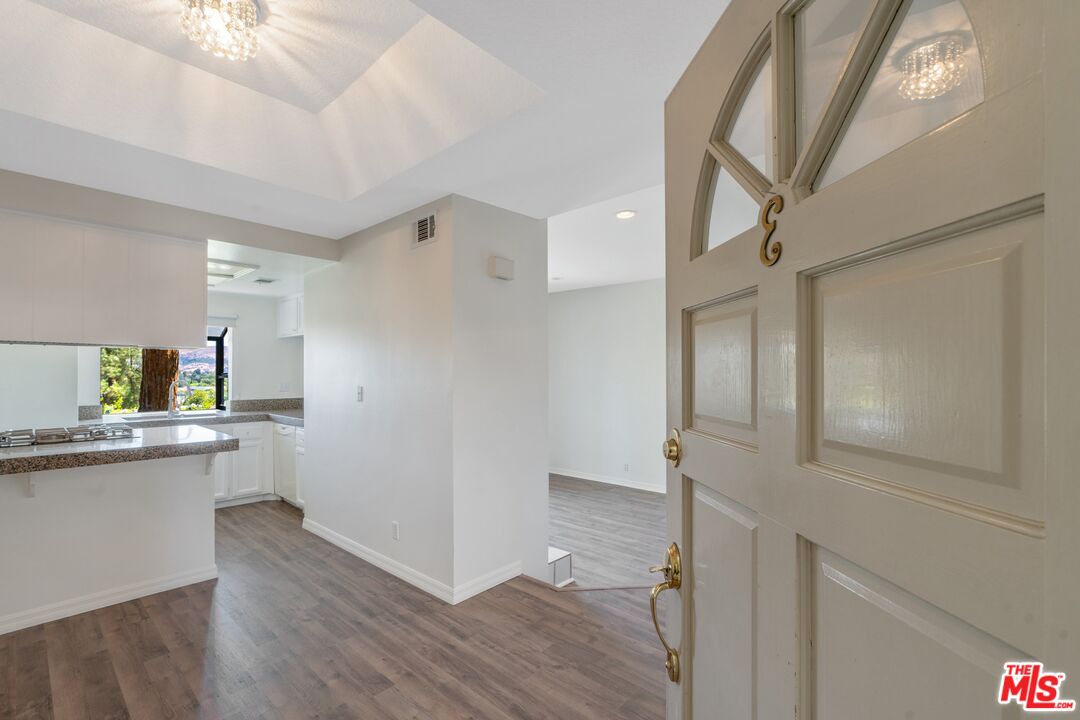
[{"left": 168, "top": 380, "right": 182, "bottom": 419}]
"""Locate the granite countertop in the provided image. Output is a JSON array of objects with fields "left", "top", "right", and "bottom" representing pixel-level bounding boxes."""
[
  {"left": 0, "top": 425, "right": 239, "bottom": 476},
  {"left": 100, "top": 409, "right": 305, "bottom": 430}
]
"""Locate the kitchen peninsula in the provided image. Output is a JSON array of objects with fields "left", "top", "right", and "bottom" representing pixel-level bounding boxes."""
[{"left": 0, "top": 425, "right": 237, "bottom": 634}]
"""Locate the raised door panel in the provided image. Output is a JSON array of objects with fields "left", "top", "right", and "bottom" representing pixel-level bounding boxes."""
[
  {"left": 232, "top": 439, "right": 263, "bottom": 497},
  {"left": 688, "top": 484, "right": 758, "bottom": 717},
  {"left": 32, "top": 219, "right": 84, "bottom": 344},
  {"left": 213, "top": 451, "right": 231, "bottom": 501},
  {"left": 806, "top": 546, "right": 1023, "bottom": 719},
  {"left": 808, "top": 211, "right": 1044, "bottom": 523},
  {"left": 82, "top": 228, "right": 132, "bottom": 346},
  {"left": 0, "top": 212, "right": 36, "bottom": 341}
]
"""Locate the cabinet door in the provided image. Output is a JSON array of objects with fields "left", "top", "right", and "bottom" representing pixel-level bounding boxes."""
[
  {"left": 0, "top": 212, "right": 35, "bottom": 341},
  {"left": 32, "top": 218, "right": 84, "bottom": 344},
  {"left": 232, "top": 439, "right": 264, "bottom": 497},
  {"left": 295, "top": 445, "right": 305, "bottom": 508},
  {"left": 277, "top": 297, "right": 299, "bottom": 337},
  {"left": 82, "top": 228, "right": 132, "bottom": 346},
  {"left": 296, "top": 295, "right": 304, "bottom": 336},
  {"left": 213, "top": 452, "right": 231, "bottom": 501},
  {"left": 129, "top": 235, "right": 207, "bottom": 348}
]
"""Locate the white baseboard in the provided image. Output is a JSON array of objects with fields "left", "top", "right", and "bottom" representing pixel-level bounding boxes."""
[
  {"left": 452, "top": 562, "right": 522, "bottom": 604},
  {"left": 302, "top": 519, "right": 521, "bottom": 605},
  {"left": 216, "top": 493, "right": 279, "bottom": 509},
  {"left": 303, "top": 518, "right": 455, "bottom": 603},
  {"left": 549, "top": 467, "right": 666, "bottom": 494},
  {"left": 0, "top": 565, "right": 218, "bottom": 636}
]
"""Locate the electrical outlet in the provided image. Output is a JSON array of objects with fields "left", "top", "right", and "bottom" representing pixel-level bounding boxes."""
[
  {"left": 357, "top": 385, "right": 364, "bottom": 402},
  {"left": 392, "top": 521, "right": 400, "bottom": 540}
]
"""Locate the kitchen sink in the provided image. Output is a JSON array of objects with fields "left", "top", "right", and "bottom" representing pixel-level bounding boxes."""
[{"left": 120, "top": 411, "right": 223, "bottom": 422}]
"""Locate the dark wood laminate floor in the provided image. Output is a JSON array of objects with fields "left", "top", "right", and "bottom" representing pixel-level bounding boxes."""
[
  {"left": 548, "top": 475, "right": 667, "bottom": 589},
  {"left": 0, "top": 501, "right": 663, "bottom": 720}
]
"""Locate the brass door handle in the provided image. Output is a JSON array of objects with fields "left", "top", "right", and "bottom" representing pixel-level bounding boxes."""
[
  {"left": 649, "top": 542, "right": 682, "bottom": 683},
  {"left": 662, "top": 428, "right": 682, "bottom": 468}
]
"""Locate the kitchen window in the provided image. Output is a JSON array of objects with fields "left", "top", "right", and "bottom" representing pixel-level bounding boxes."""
[{"left": 100, "top": 326, "right": 231, "bottom": 414}]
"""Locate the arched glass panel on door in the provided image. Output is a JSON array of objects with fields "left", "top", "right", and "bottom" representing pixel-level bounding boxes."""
[
  {"left": 726, "top": 56, "right": 775, "bottom": 180},
  {"left": 816, "top": 0, "right": 984, "bottom": 188},
  {"left": 794, "top": 0, "right": 877, "bottom": 154},
  {"left": 703, "top": 161, "right": 760, "bottom": 252}
]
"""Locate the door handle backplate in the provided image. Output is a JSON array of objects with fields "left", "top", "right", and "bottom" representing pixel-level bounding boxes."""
[{"left": 649, "top": 542, "right": 682, "bottom": 683}]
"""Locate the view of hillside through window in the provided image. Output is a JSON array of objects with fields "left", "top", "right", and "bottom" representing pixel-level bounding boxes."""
[{"left": 100, "top": 329, "right": 230, "bottom": 414}]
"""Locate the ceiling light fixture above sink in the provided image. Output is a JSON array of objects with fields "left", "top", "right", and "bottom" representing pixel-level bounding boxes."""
[
  {"left": 207, "top": 258, "right": 259, "bottom": 286},
  {"left": 180, "top": 0, "right": 264, "bottom": 62}
]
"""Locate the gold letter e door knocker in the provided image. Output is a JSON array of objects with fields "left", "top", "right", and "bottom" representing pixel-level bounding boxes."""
[{"left": 758, "top": 194, "right": 784, "bottom": 267}]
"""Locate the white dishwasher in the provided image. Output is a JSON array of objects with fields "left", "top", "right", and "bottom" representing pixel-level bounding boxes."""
[{"left": 273, "top": 423, "right": 298, "bottom": 506}]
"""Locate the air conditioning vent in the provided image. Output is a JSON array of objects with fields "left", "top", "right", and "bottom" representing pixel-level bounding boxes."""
[
  {"left": 252, "top": 277, "right": 279, "bottom": 285},
  {"left": 414, "top": 214, "right": 437, "bottom": 246}
]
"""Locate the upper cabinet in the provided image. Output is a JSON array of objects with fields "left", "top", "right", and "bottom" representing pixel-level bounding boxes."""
[
  {"left": 277, "top": 294, "right": 304, "bottom": 338},
  {"left": 0, "top": 210, "right": 207, "bottom": 348}
]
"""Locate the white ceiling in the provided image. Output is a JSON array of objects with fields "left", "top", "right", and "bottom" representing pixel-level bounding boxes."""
[
  {"left": 206, "top": 239, "right": 335, "bottom": 297},
  {"left": 548, "top": 184, "right": 665, "bottom": 293},
  {"left": 1, "top": 0, "right": 728, "bottom": 240},
  {"left": 24, "top": 0, "right": 426, "bottom": 112}
]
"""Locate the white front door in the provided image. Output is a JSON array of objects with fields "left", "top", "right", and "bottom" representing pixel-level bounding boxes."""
[{"left": 658, "top": 0, "right": 1080, "bottom": 717}]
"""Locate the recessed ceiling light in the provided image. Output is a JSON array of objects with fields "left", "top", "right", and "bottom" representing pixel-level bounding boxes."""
[
  {"left": 207, "top": 258, "right": 259, "bottom": 285},
  {"left": 615, "top": 210, "right": 637, "bottom": 220}
]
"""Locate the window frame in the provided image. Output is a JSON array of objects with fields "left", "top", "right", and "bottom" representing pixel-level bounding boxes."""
[{"left": 207, "top": 327, "right": 229, "bottom": 411}]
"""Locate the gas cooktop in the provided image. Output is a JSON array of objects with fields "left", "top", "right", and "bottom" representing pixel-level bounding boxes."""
[{"left": 0, "top": 424, "right": 135, "bottom": 449}]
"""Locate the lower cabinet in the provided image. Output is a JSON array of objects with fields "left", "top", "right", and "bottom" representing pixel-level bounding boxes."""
[
  {"left": 294, "top": 428, "right": 306, "bottom": 509},
  {"left": 213, "top": 423, "right": 274, "bottom": 505}
]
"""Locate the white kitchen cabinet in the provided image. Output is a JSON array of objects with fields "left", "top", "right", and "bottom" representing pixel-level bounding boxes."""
[
  {"left": 0, "top": 213, "right": 36, "bottom": 341},
  {"left": 213, "top": 452, "right": 230, "bottom": 502},
  {"left": 82, "top": 228, "right": 132, "bottom": 346},
  {"left": 214, "top": 422, "right": 274, "bottom": 505},
  {"left": 274, "top": 423, "right": 298, "bottom": 506},
  {"left": 32, "top": 218, "right": 83, "bottom": 343},
  {"left": 129, "top": 234, "right": 207, "bottom": 349},
  {"left": 294, "top": 428, "right": 306, "bottom": 508},
  {"left": 277, "top": 294, "right": 303, "bottom": 338},
  {"left": 232, "top": 438, "right": 264, "bottom": 498},
  {"left": 0, "top": 209, "right": 207, "bottom": 348}
]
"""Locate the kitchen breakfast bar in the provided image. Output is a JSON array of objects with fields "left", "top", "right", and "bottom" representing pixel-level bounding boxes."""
[{"left": 0, "top": 425, "right": 237, "bottom": 635}]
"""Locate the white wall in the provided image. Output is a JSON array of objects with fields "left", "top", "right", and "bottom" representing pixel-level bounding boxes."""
[
  {"left": 207, "top": 292, "right": 304, "bottom": 400},
  {"left": 548, "top": 279, "right": 667, "bottom": 492},
  {"left": 76, "top": 346, "right": 100, "bottom": 406},
  {"left": 304, "top": 198, "right": 457, "bottom": 588},
  {"left": 451, "top": 196, "right": 549, "bottom": 586},
  {"left": 0, "top": 344, "right": 78, "bottom": 429},
  {"left": 303, "top": 195, "right": 549, "bottom": 601}
]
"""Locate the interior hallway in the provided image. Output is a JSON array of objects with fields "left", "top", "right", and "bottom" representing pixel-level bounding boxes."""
[
  {"left": 549, "top": 474, "right": 667, "bottom": 589},
  {"left": 1, "top": 502, "right": 663, "bottom": 720}
]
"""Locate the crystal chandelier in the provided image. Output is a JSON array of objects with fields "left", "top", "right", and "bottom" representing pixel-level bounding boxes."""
[
  {"left": 898, "top": 36, "right": 966, "bottom": 101},
  {"left": 180, "top": 0, "right": 260, "bottom": 62}
]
